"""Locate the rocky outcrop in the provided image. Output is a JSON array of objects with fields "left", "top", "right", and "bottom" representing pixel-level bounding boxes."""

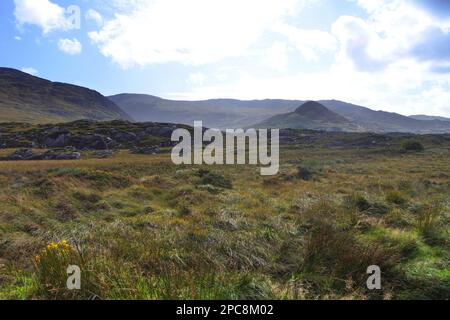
[
  {"left": 70, "top": 134, "right": 112, "bottom": 150},
  {"left": 141, "top": 126, "right": 177, "bottom": 138},
  {"left": 107, "top": 129, "right": 139, "bottom": 143},
  {"left": 44, "top": 131, "right": 71, "bottom": 148},
  {"left": 0, "top": 120, "right": 190, "bottom": 151},
  {"left": 0, "top": 148, "right": 81, "bottom": 161}
]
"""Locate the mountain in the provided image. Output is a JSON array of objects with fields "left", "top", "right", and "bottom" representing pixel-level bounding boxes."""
[
  {"left": 109, "top": 94, "right": 450, "bottom": 133},
  {"left": 0, "top": 68, "right": 132, "bottom": 124},
  {"left": 109, "top": 94, "right": 297, "bottom": 129},
  {"left": 409, "top": 115, "right": 450, "bottom": 122},
  {"left": 256, "top": 101, "right": 361, "bottom": 131},
  {"left": 0, "top": 66, "right": 447, "bottom": 133},
  {"left": 320, "top": 100, "right": 450, "bottom": 133}
]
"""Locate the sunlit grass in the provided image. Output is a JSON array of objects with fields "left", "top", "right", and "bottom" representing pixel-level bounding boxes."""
[{"left": 0, "top": 145, "right": 448, "bottom": 300}]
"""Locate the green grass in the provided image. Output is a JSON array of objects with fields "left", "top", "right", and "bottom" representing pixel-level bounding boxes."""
[{"left": 0, "top": 141, "right": 449, "bottom": 300}]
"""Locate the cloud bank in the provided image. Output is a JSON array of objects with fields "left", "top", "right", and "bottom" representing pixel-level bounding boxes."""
[
  {"left": 58, "top": 38, "right": 82, "bottom": 55},
  {"left": 14, "top": 0, "right": 70, "bottom": 33}
]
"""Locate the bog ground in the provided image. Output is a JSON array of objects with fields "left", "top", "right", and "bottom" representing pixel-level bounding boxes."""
[{"left": 0, "top": 139, "right": 449, "bottom": 300}]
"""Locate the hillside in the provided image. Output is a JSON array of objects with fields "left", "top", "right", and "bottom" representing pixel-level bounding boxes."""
[
  {"left": 256, "top": 101, "right": 361, "bottom": 131},
  {"left": 409, "top": 115, "right": 450, "bottom": 122},
  {"left": 1, "top": 120, "right": 449, "bottom": 300},
  {"left": 109, "top": 94, "right": 297, "bottom": 129},
  {"left": 1, "top": 67, "right": 448, "bottom": 133},
  {"left": 320, "top": 100, "right": 450, "bottom": 133},
  {"left": 110, "top": 94, "right": 450, "bottom": 133},
  {"left": 0, "top": 68, "right": 132, "bottom": 124}
]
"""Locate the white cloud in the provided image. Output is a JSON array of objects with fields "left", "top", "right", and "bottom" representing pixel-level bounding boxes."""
[
  {"left": 275, "top": 23, "right": 337, "bottom": 61},
  {"left": 14, "top": 36, "right": 22, "bottom": 41},
  {"left": 14, "top": 0, "right": 71, "bottom": 33},
  {"left": 187, "top": 72, "right": 207, "bottom": 86},
  {"left": 263, "top": 42, "right": 290, "bottom": 70},
  {"left": 21, "top": 67, "right": 38, "bottom": 75},
  {"left": 169, "top": 44, "right": 450, "bottom": 117},
  {"left": 58, "top": 38, "right": 82, "bottom": 55},
  {"left": 86, "top": 9, "right": 103, "bottom": 27},
  {"left": 89, "top": 0, "right": 306, "bottom": 67},
  {"left": 331, "top": 15, "right": 389, "bottom": 71},
  {"left": 332, "top": 0, "right": 443, "bottom": 71},
  {"left": 86, "top": 0, "right": 449, "bottom": 117},
  {"left": 170, "top": 65, "right": 450, "bottom": 116}
]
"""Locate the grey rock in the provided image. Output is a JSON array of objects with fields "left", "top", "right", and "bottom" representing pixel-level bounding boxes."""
[
  {"left": 109, "top": 129, "right": 138, "bottom": 143},
  {"left": 0, "top": 148, "right": 81, "bottom": 161},
  {"left": 44, "top": 132, "right": 71, "bottom": 148},
  {"left": 54, "top": 152, "right": 81, "bottom": 160},
  {"left": 75, "top": 134, "right": 110, "bottom": 150},
  {"left": 130, "top": 146, "right": 161, "bottom": 155}
]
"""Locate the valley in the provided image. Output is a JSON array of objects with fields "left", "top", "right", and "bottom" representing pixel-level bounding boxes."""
[
  {"left": 0, "top": 68, "right": 448, "bottom": 301},
  {"left": 0, "top": 121, "right": 448, "bottom": 300}
]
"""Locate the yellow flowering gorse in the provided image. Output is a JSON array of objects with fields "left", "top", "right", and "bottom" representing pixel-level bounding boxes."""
[{"left": 35, "top": 240, "right": 75, "bottom": 263}]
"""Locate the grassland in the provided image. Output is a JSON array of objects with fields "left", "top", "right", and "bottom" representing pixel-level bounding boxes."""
[{"left": 0, "top": 142, "right": 448, "bottom": 300}]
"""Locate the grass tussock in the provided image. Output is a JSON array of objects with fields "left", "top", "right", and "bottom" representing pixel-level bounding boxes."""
[{"left": 0, "top": 142, "right": 449, "bottom": 300}]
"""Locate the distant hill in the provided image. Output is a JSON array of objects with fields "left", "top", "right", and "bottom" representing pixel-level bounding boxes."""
[
  {"left": 256, "top": 101, "right": 361, "bottom": 131},
  {"left": 409, "top": 115, "right": 450, "bottom": 122},
  {"left": 320, "top": 100, "right": 450, "bottom": 133},
  {"left": 109, "top": 94, "right": 297, "bottom": 129},
  {"left": 2, "top": 67, "right": 447, "bottom": 133},
  {"left": 110, "top": 94, "right": 450, "bottom": 133},
  {"left": 0, "top": 68, "right": 132, "bottom": 124}
]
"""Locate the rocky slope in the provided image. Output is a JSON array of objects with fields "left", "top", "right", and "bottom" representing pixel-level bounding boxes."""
[
  {"left": 256, "top": 101, "right": 361, "bottom": 132},
  {"left": 110, "top": 94, "right": 450, "bottom": 133},
  {"left": 0, "top": 68, "right": 132, "bottom": 124},
  {"left": 0, "top": 120, "right": 188, "bottom": 151}
]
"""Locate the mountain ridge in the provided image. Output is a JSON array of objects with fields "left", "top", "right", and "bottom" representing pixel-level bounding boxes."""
[
  {"left": 409, "top": 115, "right": 450, "bottom": 122},
  {"left": 0, "top": 68, "right": 132, "bottom": 124},
  {"left": 0, "top": 67, "right": 449, "bottom": 133},
  {"left": 255, "top": 101, "right": 361, "bottom": 132},
  {"left": 110, "top": 94, "right": 450, "bottom": 133}
]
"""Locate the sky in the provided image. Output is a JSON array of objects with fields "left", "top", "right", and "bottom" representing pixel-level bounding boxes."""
[{"left": 1, "top": 0, "right": 450, "bottom": 117}]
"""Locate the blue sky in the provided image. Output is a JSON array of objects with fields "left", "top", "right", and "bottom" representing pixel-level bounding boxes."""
[{"left": 1, "top": 0, "right": 450, "bottom": 117}]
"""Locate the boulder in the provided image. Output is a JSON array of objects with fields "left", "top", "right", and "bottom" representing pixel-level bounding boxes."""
[
  {"left": 73, "top": 134, "right": 111, "bottom": 150},
  {"left": 44, "top": 132, "right": 71, "bottom": 148},
  {"left": 0, "top": 149, "right": 81, "bottom": 161},
  {"left": 143, "top": 126, "right": 176, "bottom": 137},
  {"left": 54, "top": 152, "right": 81, "bottom": 160},
  {"left": 109, "top": 129, "right": 138, "bottom": 143}
]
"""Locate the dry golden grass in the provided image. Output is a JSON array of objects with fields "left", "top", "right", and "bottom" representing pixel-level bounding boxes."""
[{"left": 0, "top": 145, "right": 448, "bottom": 300}]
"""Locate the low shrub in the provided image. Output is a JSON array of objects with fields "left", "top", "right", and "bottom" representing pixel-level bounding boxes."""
[
  {"left": 415, "top": 204, "right": 444, "bottom": 243},
  {"left": 297, "top": 166, "right": 313, "bottom": 181},
  {"left": 301, "top": 220, "right": 401, "bottom": 293},
  {"left": 195, "top": 169, "right": 232, "bottom": 189},
  {"left": 385, "top": 190, "right": 408, "bottom": 205},
  {"left": 344, "top": 193, "right": 371, "bottom": 212},
  {"left": 176, "top": 201, "right": 192, "bottom": 217},
  {"left": 402, "top": 141, "right": 424, "bottom": 152},
  {"left": 34, "top": 241, "right": 83, "bottom": 299}
]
